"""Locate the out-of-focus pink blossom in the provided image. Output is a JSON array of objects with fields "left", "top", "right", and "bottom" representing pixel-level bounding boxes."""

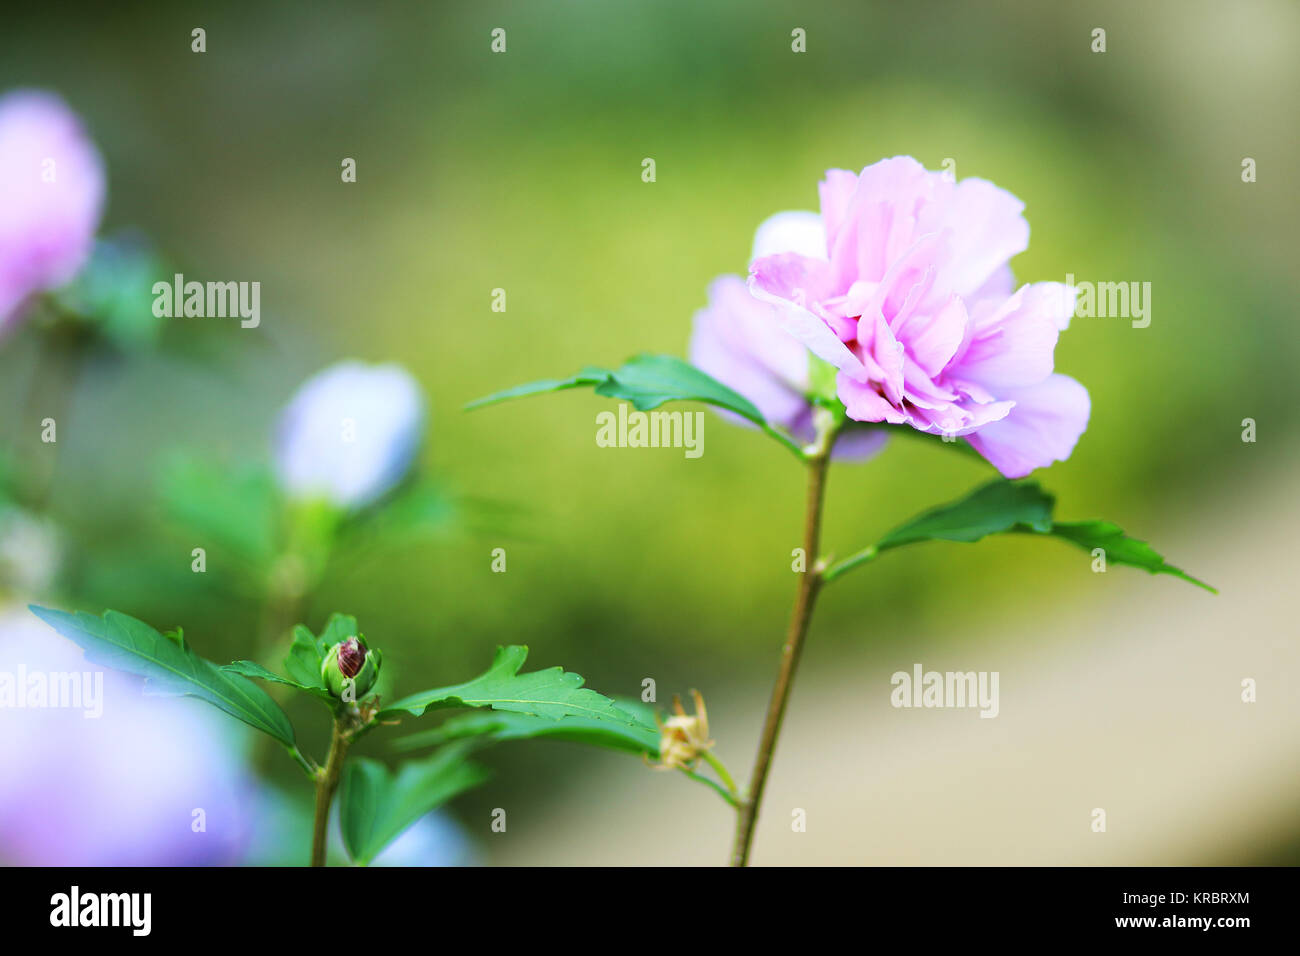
[
  {"left": 0, "top": 91, "right": 105, "bottom": 332},
  {"left": 0, "top": 606, "right": 255, "bottom": 865},
  {"left": 734, "top": 156, "right": 1087, "bottom": 477}
]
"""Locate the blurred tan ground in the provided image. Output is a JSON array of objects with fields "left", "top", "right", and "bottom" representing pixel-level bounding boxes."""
[{"left": 490, "top": 466, "right": 1299, "bottom": 865}]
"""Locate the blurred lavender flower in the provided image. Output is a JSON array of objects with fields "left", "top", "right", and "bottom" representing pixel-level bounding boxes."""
[
  {"left": 240, "top": 786, "right": 477, "bottom": 866},
  {"left": 0, "top": 605, "right": 256, "bottom": 865},
  {"left": 0, "top": 90, "right": 105, "bottom": 332},
  {"left": 274, "top": 361, "right": 426, "bottom": 511}
]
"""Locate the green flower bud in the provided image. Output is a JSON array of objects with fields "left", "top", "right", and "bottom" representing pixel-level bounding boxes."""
[{"left": 322, "top": 635, "right": 380, "bottom": 700}]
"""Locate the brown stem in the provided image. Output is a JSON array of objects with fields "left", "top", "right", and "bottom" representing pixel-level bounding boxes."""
[
  {"left": 310, "top": 717, "right": 350, "bottom": 866},
  {"left": 731, "top": 433, "right": 833, "bottom": 866}
]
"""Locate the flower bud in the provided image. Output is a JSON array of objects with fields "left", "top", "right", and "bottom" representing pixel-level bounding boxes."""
[{"left": 321, "top": 635, "right": 380, "bottom": 700}]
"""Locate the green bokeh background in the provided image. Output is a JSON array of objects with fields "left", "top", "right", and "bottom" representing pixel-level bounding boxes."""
[{"left": 2, "top": 1, "right": 1296, "bottom": 862}]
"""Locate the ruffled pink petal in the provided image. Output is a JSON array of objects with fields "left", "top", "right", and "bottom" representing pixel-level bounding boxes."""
[
  {"left": 853, "top": 310, "right": 905, "bottom": 403},
  {"left": 836, "top": 157, "right": 938, "bottom": 286},
  {"left": 895, "top": 292, "right": 968, "bottom": 381},
  {"left": 748, "top": 255, "right": 866, "bottom": 378},
  {"left": 817, "top": 168, "right": 860, "bottom": 252},
  {"left": 689, "top": 276, "right": 809, "bottom": 429},
  {"left": 837, "top": 375, "right": 906, "bottom": 424},
  {"left": 965, "top": 374, "right": 1091, "bottom": 478},
  {"left": 908, "top": 396, "right": 1014, "bottom": 437},
  {"left": 950, "top": 282, "right": 1071, "bottom": 391},
  {"left": 917, "top": 176, "right": 1029, "bottom": 297}
]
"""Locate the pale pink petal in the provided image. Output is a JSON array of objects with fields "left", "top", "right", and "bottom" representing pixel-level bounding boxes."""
[
  {"left": 917, "top": 176, "right": 1029, "bottom": 297},
  {"left": 817, "top": 168, "right": 860, "bottom": 251},
  {"left": 831, "top": 426, "right": 890, "bottom": 461},
  {"left": 836, "top": 157, "right": 938, "bottom": 285},
  {"left": 689, "top": 276, "right": 809, "bottom": 429},
  {"left": 908, "top": 397, "right": 1014, "bottom": 437},
  {"left": 853, "top": 310, "right": 905, "bottom": 402},
  {"left": 748, "top": 255, "right": 866, "bottom": 378},
  {"left": 837, "top": 375, "right": 907, "bottom": 424},
  {"left": 951, "top": 283, "right": 1068, "bottom": 390},
  {"left": 965, "top": 374, "right": 1090, "bottom": 477},
  {"left": 895, "top": 292, "right": 968, "bottom": 380}
]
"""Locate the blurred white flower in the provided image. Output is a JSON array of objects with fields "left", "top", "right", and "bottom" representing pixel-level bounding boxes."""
[
  {"left": 0, "top": 506, "right": 61, "bottom": 595},
  {"left": 273, "top": 361, "right": 426, "bottom": 510}
]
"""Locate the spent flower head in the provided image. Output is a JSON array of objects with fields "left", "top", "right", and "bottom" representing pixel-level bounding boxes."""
[{"left": 652, "top": 690, "right": 714, "bottom": 771}]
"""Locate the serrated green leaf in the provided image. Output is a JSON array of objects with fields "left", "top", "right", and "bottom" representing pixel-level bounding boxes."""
[
  {"left": 592, "top": 354, "right": 764, "bottom": 421},
  {"left": 232, "top": 614, "right": 364, "bottom": 706},
  {"left": 317, "top": 613, "right": 360, "bottom": 650},
  {"left": 29, "top": 605, "right": 295, "bottom": 747},
  {"left": 223, "top": 659, "right": 299, "bottom": 686},
  {"left": 467, "top": 354, "right": 804, "bottom": 458},
  {"left": 465, "top": 366, "right": 609, "bottom": 410},
  {"left": 392, "top": 706, "right": 661, "bottom": 756},
  {"left": 824, "top": 479, "right": 1213, "bottom": 592},
  {"left": 1033, "top": 520, "right": 1216, "bottom": 593},
  {"left": 878, "top": 479, "right": 1055, "bottom": 550},
  {"left": 223, "top": 658, "right": 336, "bottom": 705},
  {"left": 284, "top": 625, "right": 329, "bottom": 688},
  {"left": 339, "top": 743, "right": 489, "bottom": 865},
  {"left": 379, "top": 645, "right": 645, "bottom": 729}
]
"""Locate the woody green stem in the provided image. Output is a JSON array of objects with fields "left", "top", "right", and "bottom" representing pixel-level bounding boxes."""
[
  {"left": 731, "top": 419, "right": 835, "bottom": 866},
  {"left": 310, "top": 717, "right": 350, "bottom": 866}
]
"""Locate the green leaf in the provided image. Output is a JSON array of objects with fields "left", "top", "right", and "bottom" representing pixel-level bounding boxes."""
[
  {"left": 877, "top": 479, "right": 1055, "bottom": 550},
  {"left": 1034, "top": 520, "right": 1216, "bottom": 593},
  {"left": 593, "top": 355, "right": 764, "bottom": 421},
  {"left": 823, "top": 479, "right": 1214, "bottom": 592},
  {"left": 223, "top": 659, "right": 300, "bottom": 687},
  {"left": 317, "top": 613, "right": 360, "bottom": 650},
  {"left": 339, "top": 743, "right": 489, "bottom": 865},
  {"left": 379, "top": 645, "right": 646, "bottom": 730},
  {"left": 29, "top": 606, "right": 296, "bottom": 747},
  {"left": 284, "top": 625, "right": 330, "bottom": 688},
  {"left": 465, "top": 366, "right": 609, "bottom": 409},
  {"left": 224, "top": 614, "right": 362, "bottom": 706},
  {"left": 468, "top": 354, "right": 804, "bottom": 458},
  {"left": 222, "top": 658, "right": 336, "bottom": 706},
  {"left": 392, "top": 706, "right": 661, "bottom": 757}
]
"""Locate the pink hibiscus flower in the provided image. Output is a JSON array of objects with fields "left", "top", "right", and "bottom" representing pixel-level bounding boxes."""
[{"left": 701, "top": 156, "right": 1088, "bottom": 477}]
